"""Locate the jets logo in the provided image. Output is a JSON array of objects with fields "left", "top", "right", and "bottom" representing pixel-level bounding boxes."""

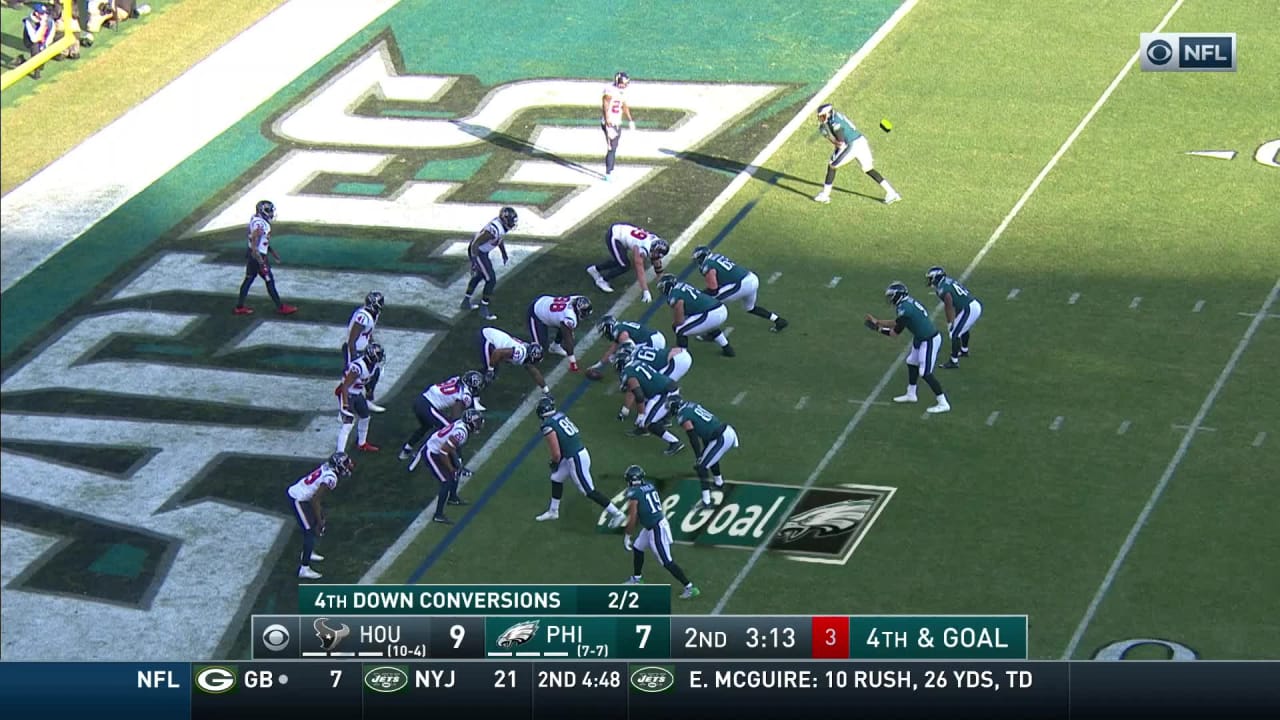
[
  {"left": 775, "top": 499, "right": 874, "bottom": 543},
  {"left": 363, "top": 666, "right": 410, "bottom": 693},
  {"left": 496, "top": 620, "right": 541, "bottom": 648},
  {"left": 629, "top": 665, "right": 676, "bottom": 693}
]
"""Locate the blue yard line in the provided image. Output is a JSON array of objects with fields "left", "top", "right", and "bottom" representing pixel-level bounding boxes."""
[{"left": 407, "top": 197, "right": 761, "bottom": 583}]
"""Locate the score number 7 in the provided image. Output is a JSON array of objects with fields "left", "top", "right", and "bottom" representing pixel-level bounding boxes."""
[{"left": 635, "top": 624, "right": 651, "bottom": 649}]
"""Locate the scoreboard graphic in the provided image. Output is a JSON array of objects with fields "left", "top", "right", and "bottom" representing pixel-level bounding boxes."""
[{"left": 1, "top": 586, "right": 1275, "bottom": 719}]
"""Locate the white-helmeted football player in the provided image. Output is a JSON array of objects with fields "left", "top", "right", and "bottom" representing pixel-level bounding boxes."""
[
  {"left": 399, "top": 370, "right": 486, "bottom": 461},
  {"left": 600, "top": 71, "right": 635, "bottom": 181},
  {"left": 527, "top": 295, "right": 593, "bottom": 372},
  {"left": 586, "top": 222, "right": 670, "bottom": 299},
  {"left": 336, "top": 344, "right": 385, "bottom": 453},
  {"left": 344, "top": 291, "right": 386, "bottom": 412},
  {"left": 411, "top": 410, "right": 485, "bottom": 524},
  {"left": 478, "top": 326, "right": 549, "bottom": 393}
]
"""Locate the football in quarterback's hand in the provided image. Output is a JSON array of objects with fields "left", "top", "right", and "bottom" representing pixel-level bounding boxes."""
[{"left": 585, "top": 367, "right": 605, "bottom": 381}]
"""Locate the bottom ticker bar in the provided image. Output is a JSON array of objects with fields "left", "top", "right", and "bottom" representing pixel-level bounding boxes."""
[{"left": 1, "top": 662, "right": 1278, "bottom": 720}]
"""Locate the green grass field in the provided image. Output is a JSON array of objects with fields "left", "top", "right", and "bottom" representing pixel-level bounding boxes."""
[{"left": 2, "top": 0, "right": 1277, "bottom": 662}]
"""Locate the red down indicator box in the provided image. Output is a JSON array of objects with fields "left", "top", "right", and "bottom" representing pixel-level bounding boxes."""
[{"left": 810, "top": 616, "right": 849, "bottom": 659}]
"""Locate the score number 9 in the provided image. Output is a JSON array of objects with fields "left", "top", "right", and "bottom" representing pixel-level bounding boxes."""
[{"left": 450, "top": 623, "right": 466, "bottom": 649}]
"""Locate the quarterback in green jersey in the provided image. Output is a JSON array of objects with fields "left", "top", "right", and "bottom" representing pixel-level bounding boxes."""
[
  {"left": 814, "top": 103, "right": 900, "bottom": 205},
  {"left": 926, "top": 266, "right": 983, "bottom": 368},
  {"left": 622, "top": 464, "right": 700, "bottom": 599},
  {"left": 657, "top": 273, "right": 735, "bottom": 357},
  {"left": 534, "top": 396, "right": 627, "bottom": 527},
  {"left": 865, "top": 282, "right": 951, "bottom": 414},
  {"left": 616, "top": 349, "right": 685, "bottom": 455},
  {"left": 692, "top": 246, "right": 788, "bottom": 333},
  {"left": 669, "top": 397, "right": 740, "bottom": 511}
]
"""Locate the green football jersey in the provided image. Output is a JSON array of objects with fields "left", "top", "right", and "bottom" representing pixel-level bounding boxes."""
[
  {"left": 934, "top": 278, "right": 975, "bottom": 308},
  {"left": 625, "top": 483, "right": 665, "bottom": 529},
  {"left": 895, "top": 297, "right": 938, "bottom": 341},
  {"left": 620, "top": 362, "right": 674, "bottom": 398},
  {"left": 630, "top": 344, "right": 664, "bottom": 372},
  {"left": 667, "top": 281, "right": 720, "bottom": 315},
  {"left": 614, "top": 319, "right": 656, "bottom": 344},
  {"left": 541, "top": 412, "right": 585, "bottom": 456},
  {"left": 676, "top": 402, "right": 724, "bottom": 442},
  {"left": 821, "top": 110, "right": 862, "bottom": 144},
  {"left": 700, "top": 252, "right": 749, "bottom": 286}
]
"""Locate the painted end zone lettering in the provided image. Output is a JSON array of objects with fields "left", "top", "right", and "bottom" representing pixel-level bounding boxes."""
[{"left": 596, "top": 480, "right": 895, "bottom": 566}]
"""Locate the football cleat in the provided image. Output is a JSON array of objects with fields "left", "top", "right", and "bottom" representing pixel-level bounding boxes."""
[
  {"left": 277, "top": 304, "right": 299, "bottom": 315},
  {"left": 432, "top": 514, "right": 453, "bottom": 525},
  {"left": 356, "top": 442, "right": 380, "bottom": 453},
  {"left": 691, "top": 499, "right": 718, "bottom": 513},
  {"left": 625, "top": 576, "right": 644, "bottom": 584},
  {"left": 548, "top": 343, "right": 568, "bottom": 357},
  {"left": 624, "top": 464, "right": 647, "bottom": 486},
  {"left": 367, "top": 401, "right": 387, "bottom": 413},
  {"left": 480, "top": 307, "right": 498, "bottom": 321},
  {"left": 233, "top": 306, "right": 254, "bottom": 315},
  {"left": 893, "top": 394, "right": 918, "bottom": 404},
  {"left": 398, "top": 446, "right": 413, "bottom": 461},
  {"left": 884, "top": 192, "right": 902, "bottom": 205},
  {"left": 309, "top": 552, "right": 325, "bottom": 562},
  {"left": 942, "top": 360, "right": 960, "bottom": 369},
  {"left": 298, "top": 567, "right": 322, "bottom": 580},
  {"left": 664, "top": 441, "right": 685, "bottom": 456},
  {"left": 721, "top": 345, "right": 736, "bottom": 358},
  {"left": 535, "top": 509, "right": 560, "bottom": 522},
  {"left": 607, "top": 512, "right": 627, "bottom": 529},
  {"left": 772, "top": 317, "right": 789, "bottom": 332},
  {"left": 472, "top": 398, "right": 487, "bottom": 412},
  {"left": 587, "top": 266, "right": 614, "bottom": 293},
  {"left": 627, "top": 426, "right": 649, "bottom": 438},
  {"left": 813, "top": 191, "right": 831, "bottom": 204},
  {"left": 459, "top": 297, "right": 475, "bottom": 311},
  {"left": 447, "top": 496, "right": 469, "bottom": 506},
  {"left": 927, "top": 400, "right": 951, "bottom": 414},
  {"left": 680, "top": 585, "right": 701, "bottom": 600},
  {"left": 885, "top": 282, "right": 910, "bottom": 305}
]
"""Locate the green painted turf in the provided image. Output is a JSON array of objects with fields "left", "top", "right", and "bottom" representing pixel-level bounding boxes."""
[{"left": 2, "top": 0, "right": 1276, "bottom": 662}]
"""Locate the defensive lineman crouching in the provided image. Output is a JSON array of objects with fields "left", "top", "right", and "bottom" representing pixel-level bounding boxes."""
[{"left": 534, "top": 396, "right": 627, "bottom": 527}]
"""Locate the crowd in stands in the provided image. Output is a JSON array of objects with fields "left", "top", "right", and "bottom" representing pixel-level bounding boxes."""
[{"left": 11, "top": 1, "right": 152, "bottom": 80}]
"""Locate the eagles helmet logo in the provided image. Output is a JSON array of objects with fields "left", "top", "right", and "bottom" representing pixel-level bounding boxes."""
[
  {"left": 497, "top": 620, "right": 541, "bottom": 648},
  {"left": 774, "top": 499, "right": 874, "bottom": 544},
  {"left": 313, "top": 617, "right": 351, "bottom": 652}
]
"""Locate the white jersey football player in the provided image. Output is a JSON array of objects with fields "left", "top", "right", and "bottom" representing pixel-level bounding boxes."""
[
  {"left": 286, "top": 452, "right": 354, "bottom": 579},
  {"left": 478, "top": 326, "right": 549, "bottom": 393},
  {"left": 399, "top": 371, "right": 486, "bottom": 461},
  {"left": 234, "top": 199, "right": 298, "bottom": 316},
  {"left": 336, "top": 344, "right": 385, "bottom": 453},
  {"left": 601, "top": 71, "right": 635, "bottom": 181},
  {"left": 411, "top": 410, "right": 485, "bottom": 525},
  {"left": 344, "top": 291, "right": 385, "bottom": 412},
  {"left": 461, "top": 207, "right": 517, "bottom": 321},
  {"left": 527, "top": 295, "right": 593, "bottom": 372},
  {"left": 586, "top": 223, "right": 670, "bottom": 299}
]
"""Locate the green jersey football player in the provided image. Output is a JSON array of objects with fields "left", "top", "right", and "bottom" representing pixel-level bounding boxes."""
[
  {"left": 622, "top": 464, "right": 700, "bottom": 599},
  {"left": 657, "top": 273, "right": 735, "bottom": 357},
  {"left": 926, "top": 266, "right": 983, "bottom": 368},
  {"left": 588, "top": 314, "right": 667, "bottom": 376},
  {"left": 865, "top": 281, "right": 950, "bottom": 414},
  {"left": 616, "top": 347, "right": 685, "bottom": 455},
  {"left": 692, "top": 246, "right": 787, "bottom": 332},
  {"left": 669, "top": 397, "right": 740, "bottom": 511},
  {"left": 814, "top": 103, "right": 900, "bottom": 205},
  {"left": 535, "top": 396, "right": 628, "bottom": 527}
]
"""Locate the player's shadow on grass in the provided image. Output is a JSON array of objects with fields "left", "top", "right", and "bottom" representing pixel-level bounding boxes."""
[
  {"left": 451, "top": 121, "right": 603, "bottom": 180},
  {"left": 661, "top": 149, "right": 881, "bottom": 202}
]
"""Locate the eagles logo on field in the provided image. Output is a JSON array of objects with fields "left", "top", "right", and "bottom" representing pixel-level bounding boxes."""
[
  {"left": 775, "top": 499, "right": 875, "bottom": 543},
  {"left": 497, "top": 620, "right": 541, "bottom": 648}
]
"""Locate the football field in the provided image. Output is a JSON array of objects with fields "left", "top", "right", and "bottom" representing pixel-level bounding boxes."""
[{"left": 1, "top": 0, "right": 1276, "bottom": 662}]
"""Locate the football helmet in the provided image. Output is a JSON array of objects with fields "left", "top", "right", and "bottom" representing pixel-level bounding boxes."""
[
  {"left": 665, "top": 395, "right": 687, "bottom": 417},
  {"left": 499, "top": 206, "right": 518, "bottom": 231},
  {"left": 525, "top": 342, "right": 544, "bottom": 365},
  {"left": 657, "top": 274, "right": 679, "bottom": 296},
  {"left": 462, "top": 408, "right": 485, "bottom": 433},
  {"left": 925, "top": 266, "right": 947, "bottom": 288},
  {"left": 255, "top": 200, "right": 276, "bottom": 222},
  {"left": 613, "top": 341, "right": 636, "bottom": 373},
  {"left": 816, "top": 103, "right": 834, "bottom": 120},
  {"left": 328, "top": 451, "right": 355, "bottom": 478},
  {"left": 885, "top": 282, "right": 910, "bottom": 305},
  {"left": 614, "top": 72, "right": 630, "bottom": 89},
  {"left": 624, "top": 464, "right": 646, "bottom": 486},
  {"left": 536, "top": 396, "right": 557, "bottom": 418},
  {"left": 597, "top": 314, "right": 618, "bottom": 339},
  {"left": 649, "top": 238, "right": 670, "bottom": 261},
  {"left": 363, "top": 343, "right": 386, "bottom": 366},
  {"left": 461, "top": 370, "right": 485, "bottom": 393},
  {"left": 364, "top": 291, "right": 385, "bottom": 317},
  {"left": 572, "top": 295, "right": 594, "bottom": 320},
  {"left": 692, "top": 245, "right": 711, "bottom": 266}
]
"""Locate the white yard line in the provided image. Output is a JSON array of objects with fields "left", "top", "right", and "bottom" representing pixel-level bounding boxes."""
[
  {"left": 0, "top": 0, "right": 402, "bottom": 292},
  {"left": 713, "top": 0, "right": 1186, "bottom": 615},
  {"left": 1117, "top": 420, "right": 1132, "bottom": 435},
  {"left": 1050, "top": 416, "right": 1064, "bottom": 431},
  {"left": 1006, "top": 288, "right": 1021, "bottom": 300},
  {"left": 1062, "top": 275, "right": 1279, "bottom": 659},
  {"left": 1130, "top": 296, "right": 1143, "bottom": 310},
  {"left": 1192, "top": 300, "right": 1205, "bottom": 313},
  {"left": 768, "top": 272, "right": 783, "bottom": 284},
  {"left": 1068, "top": 292, "right": 1080, "bottom": 305},
  {"left": 827, "top": 276, "right": 843, "bottom": 289},
  {"left": 731, "top": 391, "right": 748, "bottom": 406},
  {"left": 362, "top": 0, "right": 927, "bottom": 582},
  {"left": 986, "top": 411, "right": 1000, "bottom": 427},
  {"left": 1253, "top": 432, "right": 1267, "bottom": 448}
]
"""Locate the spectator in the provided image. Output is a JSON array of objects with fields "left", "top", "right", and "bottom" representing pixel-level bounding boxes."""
[{"left": 22, "top": 3, "right": 55, "bottom": 79}]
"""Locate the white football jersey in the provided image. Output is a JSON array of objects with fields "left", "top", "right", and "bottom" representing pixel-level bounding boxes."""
[
  {"left": 426, "top": 419, "right": 471, "bottom": 455},
  {"left": 481, "top": 327, "right": 529, "bottom": 364},
  {"left": 287, "top": 463, "right": 338, "bottom": 502},
  {"left": 602, "top": 83, "right": 627, "bottom": 126},
  {"left": 472, "top": 217, "right": 509, "bottom": 254},
  {"left": 343, "top": 357, "right": 377, "bottom": 394},
  {"left": 424, "top": 375, "right": 475, "bottom": 411},
  {"left": 248, "top": 216, "right": 271, "bottom": 254},
  {"left": 346, "top": 307, "right": 377, "bottom": 353},
  {"left": 533, "top": 295, "right": 582, "bottom": 330},
  {"left": 609, "top": 223, "right": 660, "bottom": 259}
]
